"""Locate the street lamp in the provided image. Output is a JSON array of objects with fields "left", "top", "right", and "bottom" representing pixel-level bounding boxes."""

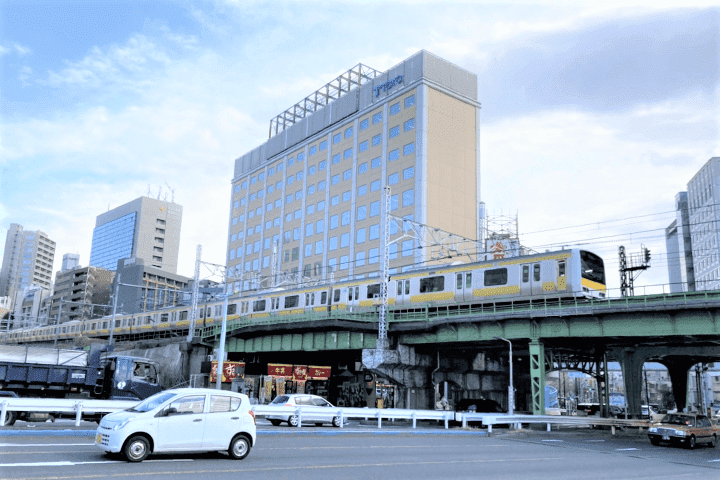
[{"left": 494, "top": 336, "right": 514, "bottom": 415}]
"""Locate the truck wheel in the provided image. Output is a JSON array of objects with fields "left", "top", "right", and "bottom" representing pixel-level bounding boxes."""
[
  {"left": 124, "top": 435, "right": 150, "bottom": 462},
  {"left": 228, "top": 435, "right": 251, "bottom": 460},
  {"left": 2, "top": 411, "right": 16, "bottom": 426}
]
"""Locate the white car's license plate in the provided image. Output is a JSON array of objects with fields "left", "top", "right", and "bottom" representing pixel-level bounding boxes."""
[
  {"left": 96, "top": 433, "right": 102, "bottom": 443},
  {"left": 662, "top": 435, "right": 670, "bottom": 441}
]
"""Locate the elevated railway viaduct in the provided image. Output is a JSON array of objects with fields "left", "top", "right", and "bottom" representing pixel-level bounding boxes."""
[{"left": 196, "top": 290, "right": 720, "bottom": 416}]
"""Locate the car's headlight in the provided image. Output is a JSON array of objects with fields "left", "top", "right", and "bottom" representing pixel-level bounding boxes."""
[
  {"left": 648, "top": 427, "right": 657, "bottom": 433},
  {"left": 113, "top": 419, "right": 132, "bottom": 431},
  {"left": 674, "top": 430, "right": 686, "bottom": 436}
]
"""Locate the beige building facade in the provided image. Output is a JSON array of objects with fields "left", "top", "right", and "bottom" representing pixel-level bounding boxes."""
[{"left": 228, "top": 51, "right": 480, "bottom": 290}]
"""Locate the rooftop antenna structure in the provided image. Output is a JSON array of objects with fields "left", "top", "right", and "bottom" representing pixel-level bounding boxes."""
[
  {"left": 165, "top": 183, "right": 176, "bottom": 203},
  {"left": 147, "top": 184, "right": 152, "bottom": 197},
  {"left": 157, "top": 185, "right": 162, "bottom": 200}
]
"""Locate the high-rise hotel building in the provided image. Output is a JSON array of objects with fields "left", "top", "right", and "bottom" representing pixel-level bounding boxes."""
[{"left": 227, "top": 51, "right": 480, "bottom": 290}]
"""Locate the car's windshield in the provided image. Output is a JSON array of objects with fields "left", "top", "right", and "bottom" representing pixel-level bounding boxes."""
[
  {"left": 661, "top": 414, "right": 694, "bottom": 426},
  {"left": 127, "top": 392, "right": 177, "bottom": 412},
  {"left": 271, "top": 396, "right": 289, "bottom": 404}
]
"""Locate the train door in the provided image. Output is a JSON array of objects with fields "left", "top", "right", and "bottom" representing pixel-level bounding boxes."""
[
  {"left": 519, "top": 263, "right": 543, "bottom": 297},
  {"left": 347, "top": 286, "right": 360, "bottom": 310},
  {"left": 396, "top": 279, "right": 411, "bottom": 305},
  {"left": 454, "top": 271, "right": 473, "bottom": 302}
]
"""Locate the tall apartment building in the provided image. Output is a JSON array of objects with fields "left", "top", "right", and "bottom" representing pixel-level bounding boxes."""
[
  {"left": 89, "top": 196, "right": 183, "bottom": 274},
  {"left": 0, "top": 224, "right": 56, "bottom": 307},
  {"left": 113, "top": 257, "right": 190, "bottom": 314},
  {"left": 665, "top": 192, "right": 695, "bottom": 293},
  {"left": 48, "top": 265, "right": 115, "bottom": 324},
  {"left": 227, "top": 51, "right": 480, "bottom": 290},
  {"left": 666, "top": 157, "right": 720, "bottom": 291}
]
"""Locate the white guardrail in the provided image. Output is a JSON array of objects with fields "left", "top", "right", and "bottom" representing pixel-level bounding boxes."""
[{"left": 1, "top": 398, "right": 651, "bottom": 434}]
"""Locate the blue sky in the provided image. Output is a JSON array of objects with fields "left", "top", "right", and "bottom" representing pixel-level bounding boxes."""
[{"left": 1, "top": 0, "right": 718, "bottom": 293}]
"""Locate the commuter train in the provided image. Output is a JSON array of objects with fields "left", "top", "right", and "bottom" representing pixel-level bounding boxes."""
[{"left": 0, "top": 248, "right": 605, "bottom": 345}]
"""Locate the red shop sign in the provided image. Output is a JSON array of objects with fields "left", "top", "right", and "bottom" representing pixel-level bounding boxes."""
[
  {"left": 307, "top": 366, "right": 331, "bottom": 380},
  {"left": 293, "top": 365, "right": 308, "bottom": 381},
  {"left": 268, "top": 363, "right": 293, "bottom": 377}
]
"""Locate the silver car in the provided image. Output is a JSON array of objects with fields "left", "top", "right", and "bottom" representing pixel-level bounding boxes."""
[{"left": 265, "top": 394, "right": 341, "bottom": 427}]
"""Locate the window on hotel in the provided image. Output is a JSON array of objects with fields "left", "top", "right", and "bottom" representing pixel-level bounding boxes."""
[
  {"left": 390, "top": 103, "right": 400, "bottom": 115},
  {"left": 359, "top": 141, "right": 368, "bottom": 152},
  {"left": 333, "top": 133, "right": 341, "bottom": 144},
  {"left": 360, "top": 119, "right": 369, "bottom": 130},
  {"left": 358, "top": 162, "right": 368, "bottom": 175},
  {"left": 405, "top": 95, "right": 415, "bottom": 108},
  {"left": 404, "top": 142, "right": 415, "bottom": 156},
  {"left": 388, "top": 173, "right": 399, "bottom": 185},
  {"left": 404, "top": 118, "right": 415, "bottom": 131},
  {"left": 372, "top": 134, "right": 382, "bottom": 146},
  {"left": 404, "top": 166, "right": 415, "bottom": 180},
  {"left": 389, "top": 126, "right": 400, "bottom": 138},
  {"left": 310, "top": 146, "right": 317, "bottom": 156},
  {"left": 345, "top": 127, "right": 353, "bottom": 138},
  {"left": 373, "top": 112, "right": 383, "bottom": 124}
]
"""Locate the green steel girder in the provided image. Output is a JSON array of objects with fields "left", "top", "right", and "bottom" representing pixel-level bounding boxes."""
[
  {"left": 396, "top": 310, "right": 720, "bottom": 344},
  {"left": 217, "top": 331, "right": 378, "bottom": 353}
]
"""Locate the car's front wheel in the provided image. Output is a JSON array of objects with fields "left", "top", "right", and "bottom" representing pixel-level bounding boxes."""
[
  {"left": 687, "top": 435, "right": 696, "bottom": 449},
  {"left": 228, "top": 435, "right": 251, "bottom": 460},
  {"left": 288, "top": 415, "right": 300, "bottom": 427},
  {"left": 332, "top": 416, "right": 341, "bottom": 428},
  {"left": 711, "top": 435, "right": 717, "bottom": 448},
  {"left": 270, "top": 420, "right": 282, "bottom": 426},
  {"left": 123, "top": 435, "right": 150, "bottom": 462},
  {"left": 649, "top": 437, "right": 660, "bottom": 446}
]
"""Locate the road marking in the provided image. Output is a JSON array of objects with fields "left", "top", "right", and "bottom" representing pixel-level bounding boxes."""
[
  {"left": 0, "top": 459, "right": 192, "bottom": 467},
  {"left": 586, "top": 440, "right": 605, "bottom": 442},
  {"left": 0, "top": 444, "right": 95, "bottom": 447},
  {"left": 0, "top": 457, "right": 566, "bottom": 480},
  {"left": 707, "top": 459, "right": 720, "bottom": 463},
  {"left": 616, "top": 448, "right": 640, "bottom": 451},
  {"left": 541, "top": 439, "right": 563, "bottom": 442}
]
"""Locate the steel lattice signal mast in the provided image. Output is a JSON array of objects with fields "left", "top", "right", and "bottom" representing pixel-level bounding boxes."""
[{"left": 619, "top": 244, "right": 652, "bottom": 297}]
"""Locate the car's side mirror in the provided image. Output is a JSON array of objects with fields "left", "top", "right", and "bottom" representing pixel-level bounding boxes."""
[{"left": 165, "top": 407, "right": 178, "bottom": 416}]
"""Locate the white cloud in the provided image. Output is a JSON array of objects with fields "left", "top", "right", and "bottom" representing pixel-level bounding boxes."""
[
  {"left": 0, "top": 45, "right": 10, "bottom": 57},
  {"left": 13, "top": 43, "right": 31, "bottom": 56}
]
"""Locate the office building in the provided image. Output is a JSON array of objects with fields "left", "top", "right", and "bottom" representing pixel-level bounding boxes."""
[
  {"left": 61, "top": 253, "right": 80, "bottom": 272},
  {"left": 227, "top": 51, "right": 480, "bottom": 290},
  {"left": 665, "top": 192, "right": 695, "bottom": 293},
  {"left": 12, "top": 284, "right": 52, "bottom": 328},
  {"left": 0, "top": 224, "right": 56, "bottom": 307},
  {"left": 666, "top": 157, "right": 720, "bottom": 291},
  {"left": 89, "top": 197, "right": 183, "bottom": 274},
  {"left": 49, "top": 265, "right": 115, "bottom": 324},
  {"left": 112, "top": 257, "right": 190, "bottom": 314}
]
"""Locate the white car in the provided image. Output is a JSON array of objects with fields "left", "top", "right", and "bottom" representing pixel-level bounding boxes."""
[
  {"left": 95, "top": 388, "right": 256, "bottom": 462},
  {"left": 265, "top": 394, "right": 341, "bottom": 427}
]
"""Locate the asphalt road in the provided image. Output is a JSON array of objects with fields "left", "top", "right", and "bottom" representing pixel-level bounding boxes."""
[{"left": 1, "top": 423, "right": 719, "bottom": 480}]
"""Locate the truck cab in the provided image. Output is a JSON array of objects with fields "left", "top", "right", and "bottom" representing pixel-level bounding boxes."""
[{"left": 98, "top": 355, "right": 162, "bottom": 400}]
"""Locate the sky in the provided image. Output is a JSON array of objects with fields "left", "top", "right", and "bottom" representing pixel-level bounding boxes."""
[{"left": 0, "top": 0, "right": 718, "bottom": 295}]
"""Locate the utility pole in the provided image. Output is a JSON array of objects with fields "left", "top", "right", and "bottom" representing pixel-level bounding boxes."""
[
  {"left": 53, "top": 300, "right": 62, "bottom": 348},
  {"left": 378, "top": 186, "right": 391, "bottom": 349},
  {"left": 187, "top": 245, "right": 201, "bottom": 343},
  {"left": 109, "top": 274, "right": 121, "bottom": 345}
]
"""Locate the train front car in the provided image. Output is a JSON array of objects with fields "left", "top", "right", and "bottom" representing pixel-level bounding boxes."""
[{"left": 579, "top": 250, "right": 606, "bottom": 298}]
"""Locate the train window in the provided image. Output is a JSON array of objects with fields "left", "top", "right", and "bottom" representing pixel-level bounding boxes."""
[
  {"left": 334, "top": 289, "right": 341, "bottom": 302},
  {"left": 115, "top": 319, "right": 121, "bottom": 328},
  {"left": 522, "top": 265, "right": 529, "bottom": 283},
  {"left": 484, "top": 268, "right": 508, "bottom": 286},
  {"left": 91, "top": 323, "right": 96, "bottom": 330},
  {"left": 312, "top": 293, "right": 316, "bottom": 305},
  {"left": 466, "top": 273, "right": 472, "bottom": 288},
  {"left": 227, "top": 304, "right": 237, "bottom": 315},
  {"left": 161, "top": 314, "right": 169, "bottom": 323},
  {"left": 355, "top": 286, "right": 359, "bottom": 300},
  {"left": 179, "top": 311, "right": 188, "bottom": 321},
  {"left": 405, "top": 280, "right": 410, "bottom": 295},
  {"left": 102, "top": 321, "right": 108, "bottom": 329},
  {"left": 215, "top": 306, "right": 221, "bottom": 316},
  {"left": 285, "top": 295, "right": 299, "bottom": 308},
  {"left": 397, "top": 281, "right": 403, "bottom": 295},
  {"left": 456, "top": 274, "right": 462, "bottom": 290},
  {"left": 367, "top": 284, "right": 380, "bottom": 299},
  {"left": 207, "top": 307, "right": 213, "bottom": 317},
  {"left": 533, "top": 264, "right": 540, "bottom": 281},
  {"left": 253, "top": 300, "right": 266, "bottom": 312},
  {"left": 321, "top": 292, "right": 327, "bottom": 304},
  {"left": 145, "top": 316, "right": 152, "bottom": 324},
  {"left": 558, "top": 261, "right": 566, "bottom": 277},
  {"left": 420, "top": 276, "right": 445, "bottom": 293},
  {"left": 199, "top": 308, "right": 205, "bottom": 318},
  {"left": 349, "top": 288, "right": 354, "bottom": 301}
]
